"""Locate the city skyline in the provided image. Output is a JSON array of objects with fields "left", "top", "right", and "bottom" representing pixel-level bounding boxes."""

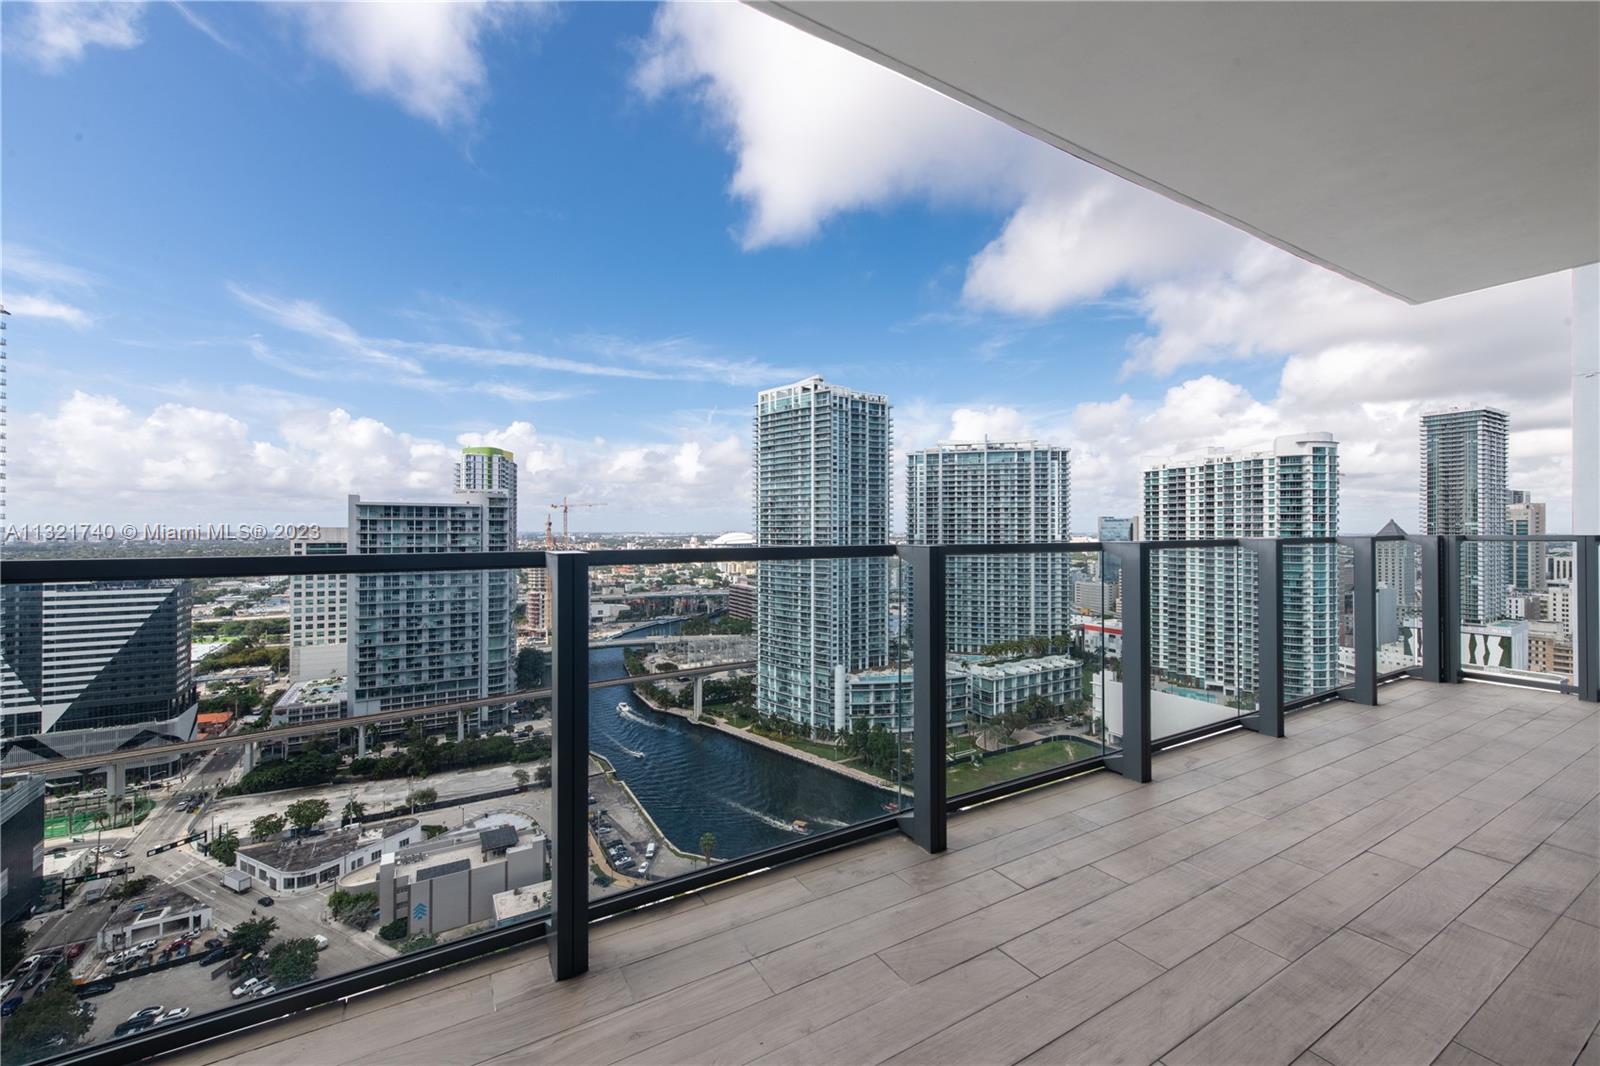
[{"left": 0, "top": 3, "right": 1584, "bottom": 537}]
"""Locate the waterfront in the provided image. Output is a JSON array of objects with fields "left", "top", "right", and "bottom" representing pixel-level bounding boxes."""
[{"left": 586, "top": 646, "right": 893, "bottom": 859}]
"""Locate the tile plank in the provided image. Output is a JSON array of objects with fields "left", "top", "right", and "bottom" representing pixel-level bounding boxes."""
[{"left": 1454, "top": 916, "right": 1600, "bottom": 1066}]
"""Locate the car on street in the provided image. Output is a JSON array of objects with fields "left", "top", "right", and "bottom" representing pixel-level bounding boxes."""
[
  {"left": 256, "top": 896, "right": 274, "bottom": 907},
  {"left": 19, "top": 954, "right": 41, "bottom": 968},
  {"left": 65, "top": 943, "right": 85, "bottom": 960},
  {"left": 313, "top": 935, "right": 329, "bottom": 952},
  {"left": 0, "top": 979, "right": 13, "bottom": 999},
  {"left": 1, "top": 996, "right": 23, "bottom": 1017},
  {"left": 159, "top": 1007, "right": 191, "bottom": 1024},
  {"left": 112, "top": 849, "right": 130, "bottom": 859}
]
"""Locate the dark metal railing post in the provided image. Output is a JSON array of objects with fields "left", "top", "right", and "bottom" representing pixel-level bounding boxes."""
[
  {"left": 897, "top": 545, "right": 947, "bottom": 853},
  {"left": 1243, "top": 539, "right": 1284, "bottom": 737},
  {"left": 1409, "top": 535, "right": 1446, "bottom": 683},
  {"left": 1442, "top": 535, "right": 1463, "bottom": 683},
  {"left": 547, "top": 551, "right": 589, "bottom": 981},
  {"left": 1105, "top": 542, "right": 1152, "bottom": 782},
  {"left": 1339, "top": 536, "right": 1379, "bottom": 705},
  {"left": 1577, "top": 535, "right": 1598, "bottom": 703}
]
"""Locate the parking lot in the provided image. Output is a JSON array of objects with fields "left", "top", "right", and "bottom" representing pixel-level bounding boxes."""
[{"left": 80, "top": 957, "right": 240, "bottom": 1045}]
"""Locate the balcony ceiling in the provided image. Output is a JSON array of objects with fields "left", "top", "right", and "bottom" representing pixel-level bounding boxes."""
[{"left": 754, "top": 1, "right": 1600, "bottom": 304}]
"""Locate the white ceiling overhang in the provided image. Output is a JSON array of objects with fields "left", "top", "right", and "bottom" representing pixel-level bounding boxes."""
[{"left": 755, "top": 1, "right": 1600, "bottom": 303}]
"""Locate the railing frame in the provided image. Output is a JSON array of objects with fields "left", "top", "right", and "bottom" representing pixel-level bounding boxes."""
[{"left": 5, "top": 531, "right": 1594, "bottom": 1066}]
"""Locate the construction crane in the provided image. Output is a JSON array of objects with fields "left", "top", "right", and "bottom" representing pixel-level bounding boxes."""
[{"left": 550, "top": 497, "right": 605, "bottom": 546}]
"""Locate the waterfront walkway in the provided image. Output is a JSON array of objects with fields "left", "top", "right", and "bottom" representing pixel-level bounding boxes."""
[{"left": 164, "top": 680, "right": 1599, "bottom": 1066}]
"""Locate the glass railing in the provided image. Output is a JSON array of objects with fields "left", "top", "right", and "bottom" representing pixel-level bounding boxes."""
[
  {"left": 1375, "top": 538, "right": 1424, "bottom": 674},
  {"left": 941, "top": 547, "right": 1114, "bottom": 802},
  {"left": 1147, "top": 544, "right": 1258, "bottom": 742},
  {"left": 1279, "top": 540, "right": 1348, "bottom": 704},
  {"left": 1, "top": 567, "right": 549, "bottom": 1065},
  {"left": 1458, "top": 537, "right": 1581, "bottom": 690},
  {"left": 582, "top": 556, "right": 905, "bottom": 903}
]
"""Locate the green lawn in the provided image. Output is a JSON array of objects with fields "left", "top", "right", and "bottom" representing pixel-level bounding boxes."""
[
  {"left": 945, "top": 738, "right": 1104, "bottom": 796},
  {"left": 754, "top": 731, "right": 853, "bottom": 763}
]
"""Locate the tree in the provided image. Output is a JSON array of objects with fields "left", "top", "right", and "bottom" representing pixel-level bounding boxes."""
[
  {"left": 533, "top": 763, "right": 551, "bottom": 788},
  {"left": 699, "top": 832, "right": 717, "bottom": 865},
  {"left": 284, "top": 798, "right": 331, "bottom": 835},
  {"left": 208, "top": 829, "right": 241, "bottom": 866},
  {"left": 341, "top": 798, "right": 367, "bottom": 826},
  {"left": 251, "top": 814, "right": 285, "bottom": 841},
  {"left": 512, "top": 768, "right": 530, "bottom": 790},
  {"left": 406, "top": 788, "right": 438, "bottom": 811},
  {"left": 229, "top": 916, "right": 278, "bottom": 955},
  {"left": 1, "top": 976, "right": 91, "bottom": 1061},
  {"left": 267, "top": 938, "right": 320, "bottom": 987},
  {"left": 1, "top": 924, "right": 29, "bottom": 973},
  {"left": 328, "top": 890, "right": 377, "bottom": 927}
]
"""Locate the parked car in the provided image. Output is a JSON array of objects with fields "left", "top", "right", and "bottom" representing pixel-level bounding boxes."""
[
  {"left": 113, "top": 1017, "right": 155, "bottom": 1038},
  {"left": 159, "top": 1007, "right": 191, "bottom": 1024},
  {"left": 1, "top": 996, "right": 23, "bottom": 1018},
  {"left": 231, "top": 978, "right": 262, "bottom": 998},
  {"left": 65, "top": 943, "right": 86, "bottom": 960},
  {"left": 313, "top": 935, "right": 329, "bottom": 952},
  {"left": 75, "top": 981, "right": 115, "bottom": 998},
  {"left": 198, "top": 949, "right": 227, "bottom": 967},
  {"left": 127, "top": 1005, "right": 165, "bottom": 1022},
  {"left": 256, "top": 896, "right": 274, "bottom": 907},
  {"left": 252, "top": 984, "right": 276, "bottom": 998},
  {"left": 203, "top": 938, "right": 224, "bottom": 950},
  {"left": 0, "top": 980, "right": 13, "bottom": 999}
]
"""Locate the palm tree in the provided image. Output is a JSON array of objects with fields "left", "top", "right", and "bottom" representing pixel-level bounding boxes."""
[{"left": 698, "top": 832, "right": 717, "bottom": 866}]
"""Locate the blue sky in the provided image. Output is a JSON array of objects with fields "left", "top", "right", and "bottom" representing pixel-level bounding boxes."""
[{"left": 1, "top": 1, "right": 1577, "bottom": 534}]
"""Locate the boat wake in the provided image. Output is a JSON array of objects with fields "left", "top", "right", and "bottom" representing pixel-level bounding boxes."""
[
  {"left": 617, "top": 703, "right": 670, "bottom": 731},
  {"left": 806, "top": 815, "right": 850, "bottom": 829},
  {"left": 720, "top": 797, "right": 807, "bottom": 834}
]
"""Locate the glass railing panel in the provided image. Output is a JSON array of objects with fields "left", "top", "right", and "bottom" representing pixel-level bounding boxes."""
[
  {"left": 1376, "top": 539, "right": 1424, "bottom": 674},
  {"left": 584, "top": 556, "right": 904, "bottom": 901},
  {"left": 1, "top": 568, "right": 548, "bottom": 1063},
  {"left": 943, "top": 548, "right": 1113, "bottom": 801},
  {"left": 1277, "top": 541, "right": 1351, "bottom": 703},
  {"left": 1148, "top": 545, "right": 1259, "bottom": 742},
  {"left": 1461, "top": 539, "right": 1579, "bottom": 688}
]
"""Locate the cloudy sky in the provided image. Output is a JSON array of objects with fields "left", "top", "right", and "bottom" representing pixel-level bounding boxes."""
[{"left": 1, "top": 1, "right": 1580, "bottom": 536}]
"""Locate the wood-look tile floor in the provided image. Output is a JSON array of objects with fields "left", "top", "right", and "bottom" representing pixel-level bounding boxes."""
[{"left": 163, "top": 681, "right": 1600, "bottom": 1066}]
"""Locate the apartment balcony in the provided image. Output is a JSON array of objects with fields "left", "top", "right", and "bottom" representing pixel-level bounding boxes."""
[
  {"left": 1, "top": 534, "right": 1594, "bottom": 1066},
  {"left": 155, "top": 678, "right": 1596, "bottom": 1066}
]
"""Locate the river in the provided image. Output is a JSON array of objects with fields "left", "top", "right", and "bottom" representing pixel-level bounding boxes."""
[{"left": 586, "top": 644, "right": 893, "bottom": 859}]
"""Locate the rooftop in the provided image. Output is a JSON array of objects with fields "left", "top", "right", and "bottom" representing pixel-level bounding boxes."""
[{"left": 159, "top": 679, "right": 1599, "bottom": 1066}]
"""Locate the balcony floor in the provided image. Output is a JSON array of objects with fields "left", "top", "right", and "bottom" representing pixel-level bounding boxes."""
[{"left": 165, "top": 680, "right": 1599, "bottom": 1066}]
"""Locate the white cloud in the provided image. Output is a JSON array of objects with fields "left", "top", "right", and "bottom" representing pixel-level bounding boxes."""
[
  {"left": 6, "top": 1, "right": 144, "bottom": 71},
  {"left": 11, "top": 393, "right": 751, "bottom": 531},
  {"left": 285, "top": 2, "right": 544, "bottom": 127},
  {"left": 3, "top": 293, "right": 92, "bottom": 328}
]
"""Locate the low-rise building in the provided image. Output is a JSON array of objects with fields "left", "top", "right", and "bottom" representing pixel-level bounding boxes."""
[
  {"left": 370, "top": 822, "right": 549, "bottom": 938},
  {"left": 97, "top": 888, "right": 211, "bottom": 952},
  {"left": 841, "top": 666, "right": 969, "bottom": 732},
  {"left": 235, "top": 819, "right": 418, "bottom": 893},
  {"left": 271, "top": 676, "right": 350, "bottom": 727},
  {"left": 965, "top": 655, "right": 1083, "bottom": 720}
]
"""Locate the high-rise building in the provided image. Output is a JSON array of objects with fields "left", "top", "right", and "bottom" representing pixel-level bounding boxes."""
[
  {"left": 1141, "top": 434, "right": 1340, "bottom": 702},
  {"left": 456, "top": 446, "right": 519, "bottom": 537},
  {"left": 1420, "top": 406, "right": 1509, "bottom": 624},
  {"left": 1507, "top": 490, "right": 1547, "bottom": 593},
  {"left": 347, "top": 449, "right": 517, "bottom": 729},
  {"left": 2, "top": 581, "right": 196, "bottom": 774},
  {"left": 753, "top": 377, "right": 890, "bottom": 730},
  {"left": 1375, "top": 518, "right": 1417, "bottom": 609},
  {"left": 905, "top": 441, "right": 1072, "bottom": 653},
  {"left": 289, "top": 527, "right": 349, "bottom": 682}
]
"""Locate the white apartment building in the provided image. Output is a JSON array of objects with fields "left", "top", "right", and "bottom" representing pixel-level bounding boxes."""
[
  {"left": 456, "top": 447, "right": 519, "bottom": 537},
  {"left": 1420, "top": 406, "right": 1509, "bottom": 624},
  {"left": 347, "top": 450, "right": 518, "bottom": 730},
  {"left": 289, "top": 526, "right": 348, "bottom": 682},
  {"left": 905, "top": 442, "right": 1073, "bottom": 654},
  {"left": 1141, "top": 434, "right": 1340, "bottom": 703},
  {"left": 754, "top": 377, "right": 891, "bottom": 730}
]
